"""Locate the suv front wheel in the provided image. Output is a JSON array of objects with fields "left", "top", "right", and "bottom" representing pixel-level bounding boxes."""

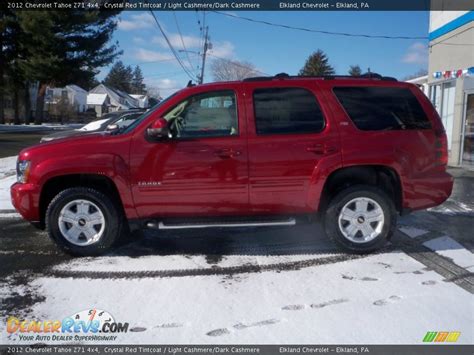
[
  {"left": 323, "top": 185, "right": 397, "bottom": 253},
  {"left": 46, "top": 187, "right": 124, "bottom": 256}
]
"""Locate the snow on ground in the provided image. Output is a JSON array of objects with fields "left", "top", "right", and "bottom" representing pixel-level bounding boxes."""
[
  {"left": 428, "top": 200, "right": 474, "bottom": 215},
  {"left": 0, "top": 123, "right": 82, "bottom": 133},
  {"left": 0, "top": 156, "right": 16, "bottom": 179},
  {"left": 1, "top": 251, "right": 472, "bottom": 345},
  {"left": 424, "top": 236, "right": 474, "bottom": 271},
  {"left": 52, "top": 254, "right": 338, "bottom": 273},
  {"left": 0, "top": 212, "right": 21, "bottom": 218},
  {"left": 398, "top": 226, "right": 429, "bottom": 239},
  {"left": 0, "top": 176, "right": 15, "bottom": 211},
  {"left": 0, "top": 156, "right": 16, "bottom": 211}
]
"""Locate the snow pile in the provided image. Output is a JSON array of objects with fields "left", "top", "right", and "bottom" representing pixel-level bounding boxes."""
[{"left": 0, "top": 156, "right": 16, "bottom": 211}]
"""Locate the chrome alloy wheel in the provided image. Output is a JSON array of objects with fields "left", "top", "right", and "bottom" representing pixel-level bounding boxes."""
[
  {"left": 58, "top": 199, "right": 105, "bottom": 246},
  {"left": 337, "top": 197, "right": 385, "bottom": 243}
]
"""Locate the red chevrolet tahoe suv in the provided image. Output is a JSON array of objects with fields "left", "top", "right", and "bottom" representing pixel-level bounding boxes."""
[{"left": 11, "top": 74, "right": 453, "bottom": 256}]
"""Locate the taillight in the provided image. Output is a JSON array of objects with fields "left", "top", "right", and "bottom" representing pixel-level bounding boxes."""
[{"left": 434, "top": 128, "right": 448, "bottom": 167}]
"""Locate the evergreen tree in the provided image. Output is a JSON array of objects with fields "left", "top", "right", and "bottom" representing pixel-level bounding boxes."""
[
  {"left": 299, "top": 50, "right": 335, "bottom": 77},
  {"left": 0, "top": 10, "right": 24, "bottom": 124},
  {"left": 103, "top": 61, "right": 133, "bottom": 93},
  {"left": 349, "top": 65, "right": 362, "bottom": 77},
  {"left": 77, "top": 76, "right": 100, "bottom": 92},
  {"left": 130, "top": 66, "right": 146, "bottom": 95},
  {"left": 17, "top": 10, "right": 122, "bottom": 124}
]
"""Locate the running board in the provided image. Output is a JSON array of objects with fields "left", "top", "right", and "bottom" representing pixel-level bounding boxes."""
[{"left": 146, "top": 218, "right": 296, "bottom": 230}]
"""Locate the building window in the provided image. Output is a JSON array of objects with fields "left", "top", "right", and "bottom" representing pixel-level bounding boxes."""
[{"left": 429, "top": 81, "right": 456, "bottom": 150}]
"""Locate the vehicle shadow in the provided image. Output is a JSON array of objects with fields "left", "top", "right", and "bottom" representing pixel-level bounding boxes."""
[
  {"left": 113, "top": 222, "right": 340, "bottom": 259},
  {"left": 49, "top": 223, "right": 378, "bottom": 279}
]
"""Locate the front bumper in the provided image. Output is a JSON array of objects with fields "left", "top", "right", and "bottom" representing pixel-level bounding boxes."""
[{"left": 10, "top": 182, "right": 41, "bottom": 223}]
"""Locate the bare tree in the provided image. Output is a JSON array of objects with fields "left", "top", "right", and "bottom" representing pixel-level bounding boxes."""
[
  {"left": 146, "top": 85, "right": 161, "bottom": 99},
  {"left": 211, "top": 59, "right": 260, "bottom": 81},
  {"left": 146, "top": 85, "right": 162, "bottom": 106},
  {"left": 403, "top": 69, "right": 428, "bottom": 81}
]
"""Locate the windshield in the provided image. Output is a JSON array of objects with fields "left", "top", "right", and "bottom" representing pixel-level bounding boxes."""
[
  {"left": 122, "top": 92, "right": 180, "bottom": 134},
  {"left": 78, "top": 119, "right": 109, "bottom": 131},
  {"left": 115, "top": 113, "right": 143, "bottom": 129}
]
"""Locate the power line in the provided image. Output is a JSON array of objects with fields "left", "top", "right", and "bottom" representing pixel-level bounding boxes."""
[
  {"left": 148, "top": 10, "right": 197, "bottom": 82},
  {"left": 429, "top": 27, "right": 474, "bottom": 47},
  {"left": 146, "top": 70, "right": 191, "bottom": 78},
  {"left": 211, "top": 11, "right": 428, "bottom": 40},
  {"left": 180, "top": 49, "right": 270, "bottom": 76},
  {"left": 132, "top": 54, "right": 200, "bottom": 66},
  {"left": 434, "top": 42, "right": 474, "bottom": 46},
  {"left": 207, "top": 53, "right": 271, "bottom": 76},
  {"left": 172, "top": 11, "right": 198, "bottom": 76}
]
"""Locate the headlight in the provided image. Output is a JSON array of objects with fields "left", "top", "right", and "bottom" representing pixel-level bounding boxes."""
[{"left": 17, "top": 160, "right": 31, "bottom": 183}]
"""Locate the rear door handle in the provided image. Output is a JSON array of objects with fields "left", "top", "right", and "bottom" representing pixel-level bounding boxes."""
[
  {"left": 215, "top": 148, "right": 241, "bottom": 159},
  {"left": 306, "top": 144, "right": 325, "bottom": 154},
  {"left": 306, "top": 144, "right": 337, "bottom": 154}
]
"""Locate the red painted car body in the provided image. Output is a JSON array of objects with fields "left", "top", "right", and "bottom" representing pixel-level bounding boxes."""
[{"left": 11, "top": 77, "right": 453, "bottom": 227}]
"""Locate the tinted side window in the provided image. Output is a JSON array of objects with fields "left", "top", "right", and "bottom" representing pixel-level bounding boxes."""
[
  {"left": 253, "top": 88, "right": 325, "bottom": 135},
  {"left": 333, "top": 87, "right": 431, "bottom": 131}
]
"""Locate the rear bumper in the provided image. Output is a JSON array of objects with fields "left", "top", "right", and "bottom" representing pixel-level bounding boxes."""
[
  {"left": 402, "top": 171, "right": 454, "bottom": 211},
  {"left": 10, "top": 182, "right": 41, "bottom": 224}
]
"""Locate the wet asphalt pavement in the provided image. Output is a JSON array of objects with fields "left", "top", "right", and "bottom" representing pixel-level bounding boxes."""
[
  {"left": 0, "top": 132, "right": 49, "bottom": 158},
  {"left": 1, "top": 167, "right": 472, "bottom": 278}
]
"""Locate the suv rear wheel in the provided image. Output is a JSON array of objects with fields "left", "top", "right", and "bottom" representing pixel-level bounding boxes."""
[
  {"left": 323, "top": 185, "right": 396, "bottom": 253},
  {"left": 46, "top": 187, "right": 124, "bottom": 256}
]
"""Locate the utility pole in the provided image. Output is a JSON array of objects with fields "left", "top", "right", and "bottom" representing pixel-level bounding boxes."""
[{"left": 199, "top": 26, "right": 209, "bottom": 84}]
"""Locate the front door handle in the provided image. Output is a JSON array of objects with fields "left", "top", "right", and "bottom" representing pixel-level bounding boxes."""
[{"left": 215, "top": 148, "right": 242, "bottom": 159}]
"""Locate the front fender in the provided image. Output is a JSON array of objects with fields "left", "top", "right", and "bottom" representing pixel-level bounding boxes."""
[{"left": 33, "top": 153, "right": 138, "bottom": 220}]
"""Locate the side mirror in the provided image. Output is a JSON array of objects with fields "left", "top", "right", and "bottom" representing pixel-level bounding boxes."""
[
  {"left": 106, "top": 124, "right": 119, "bottom": 133},
  {"left": 147, "top": 117, "right": 169, "bottom": 140}
]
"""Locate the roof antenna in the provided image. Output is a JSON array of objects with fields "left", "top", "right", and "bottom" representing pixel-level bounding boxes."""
[{"left": 187, "top": 80, "right": 195, "bottom": 87}]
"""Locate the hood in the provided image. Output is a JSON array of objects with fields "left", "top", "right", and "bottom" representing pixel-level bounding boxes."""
[
  {"left": 19, "top": 132, "right": 111, "bottom": 161},
  {"left": 40, "top": 129, "right": 90, "bottom": 142}
]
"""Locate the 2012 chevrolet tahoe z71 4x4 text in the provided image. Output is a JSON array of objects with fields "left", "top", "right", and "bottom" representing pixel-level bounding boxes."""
[{"left": 11, "top": 73, "right": 453, "bottom": 256}]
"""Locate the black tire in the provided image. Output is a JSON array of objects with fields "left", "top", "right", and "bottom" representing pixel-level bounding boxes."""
[
  {"left": 46, "top": 187, "right": 125, "bottom": 256},
  {"left": 323, "top": 185, "right": 397, "bottom": 253}
]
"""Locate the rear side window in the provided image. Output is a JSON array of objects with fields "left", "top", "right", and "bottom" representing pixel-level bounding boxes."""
[
  {"left": 333, "top": 87, "right": 431, "bottom": 131},
  {"left": 253, "top": 88, "right": 325, "bottom": 135}
]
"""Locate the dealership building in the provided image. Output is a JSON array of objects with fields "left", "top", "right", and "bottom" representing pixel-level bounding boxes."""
[{"left": 428, "top": 11, "right": 474, "bottom": 167}]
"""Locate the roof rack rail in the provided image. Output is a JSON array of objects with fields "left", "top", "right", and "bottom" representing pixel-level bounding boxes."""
[
  {"left": 242, "top": 76, "right": 272, "bottom": 82},
  {"left": 243, "top": 72, "right": 397, "bottom": 82}
]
